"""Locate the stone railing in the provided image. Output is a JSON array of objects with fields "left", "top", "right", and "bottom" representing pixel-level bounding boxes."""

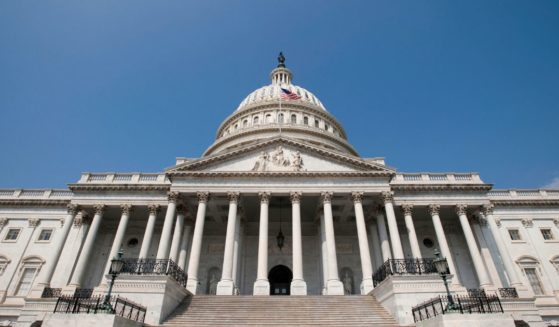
[
  {"left": 77, "top": 173, "right": 169, "bottom": 184},
  {"left": 372, "top": 258, "right": 438, "bottom": 286},
  {"left": 488, "top": 189, "right": 559, "bottom": 199},
  {"left": 392, "top": 173, "right": 484, "bottom": 184},
  {"left": 0, "top": 189, "right": 73, "bottom": 199}
]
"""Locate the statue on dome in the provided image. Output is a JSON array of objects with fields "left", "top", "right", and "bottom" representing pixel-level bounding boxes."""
[{"left": 277, "top": 52, "right": 285, "bottom": 68}]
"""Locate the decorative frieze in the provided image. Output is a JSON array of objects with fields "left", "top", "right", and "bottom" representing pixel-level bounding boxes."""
[
  {"left": 428, "top": 204, "right": 440, "bottom": 216},
  {"left": 251, "top": 146, "right": 305, "bottom": 172}
]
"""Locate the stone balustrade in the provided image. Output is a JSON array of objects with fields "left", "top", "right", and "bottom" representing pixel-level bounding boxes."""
[
  {"left": 0, "top": 189, "right": 73, "bottom": 199},
  {"left": 392, "top": 173, "right": 484, "bottom": 184},
  {"left": 488, "top": 189, "right": 559, "bottom": 198},
  {"left": 77, "top": 173, "right": 169, "bottom": 184}
]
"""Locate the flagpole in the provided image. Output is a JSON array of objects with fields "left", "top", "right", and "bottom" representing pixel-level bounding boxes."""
[{"left": 278, "top": 82, "right": 282, "bottom": 137}]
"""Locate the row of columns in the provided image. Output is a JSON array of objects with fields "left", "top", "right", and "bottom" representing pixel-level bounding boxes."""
[{"left": 35, "top": 191, "right": 525, "bottom": 297}]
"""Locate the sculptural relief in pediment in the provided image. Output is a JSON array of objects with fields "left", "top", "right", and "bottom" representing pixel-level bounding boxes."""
[{"left": 252, "top": 146, "right": 305, "bottom": 172}]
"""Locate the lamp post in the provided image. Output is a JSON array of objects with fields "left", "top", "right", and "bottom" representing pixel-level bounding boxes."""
[
  {"left": 102, "top": 250, "right": 124, "bottom": 312},
  {"left": 433, "top": 249, "right": 457, "bottom": 310}
]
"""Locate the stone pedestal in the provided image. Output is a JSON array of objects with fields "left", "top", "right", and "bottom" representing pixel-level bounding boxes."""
[
  {"left": 360, "top": 278, "right": 374, "bottom": 295},
  {"left": 290, "top": 279, "right": 307, "bottom": 296},
  {"left": 371, "top": 274, "right": 465, "bottom": 326},
  {"left": 253, "top": 280, "right": 270, "bottom": 296},
  {"left": 186, "top": 278, "right": 200, "bottom": 295},
  {"left": 415, "top": 313, "right": 515, "bottom": 327},
  {"left": 326, "top": 279, "right": 344, "bottom": 295},
  {"left": 42, "top": 313, "right": 142, "bottom": 327},
  {"left": 216, "top": 280, "right": 235, "bottom": 295}
]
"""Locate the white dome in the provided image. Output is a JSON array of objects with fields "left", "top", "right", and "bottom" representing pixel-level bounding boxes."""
[{"left": 236, "top": 84, "right": 327, "bottom": 112}]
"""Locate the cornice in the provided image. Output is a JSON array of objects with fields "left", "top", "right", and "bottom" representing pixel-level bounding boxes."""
[
  {"left": 168, "top": 171, "right": 393, "bottom": 178},
  {"left": 0, "top": 199, "right": 70, "bottom": 207},
  {"left": 205, "top": 125, "right": 357, "bottom": 157},
  {"left": 490, "top": 199, "right": 559, "bottom": 207},
  {"left": 68, "top": 184, "right": 171, "bottom": 192},
  {"left": 391, "top": 184, "right": 493, "bottom": 191}
]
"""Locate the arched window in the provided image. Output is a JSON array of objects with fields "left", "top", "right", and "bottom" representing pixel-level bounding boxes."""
[
  {"left": 253, "top": 116, "right": 259, "bottom": 125},
  {"left": 234, "top": 124, "right": 238, "bottom": 130},
  {"left": 325, "top": 123, "right": 330, "bottom": 131},
  {"left": 278, "top": 113, "right": 284, "bottom": 124},
  {"left": 291, "top": 114, "right": 297, "bottom": 124},
  {"left": 517, "top": 256, "right": 545, "bottom": 295},
  {"left": 314, "top": 120, "right": 319, "bottom": 128},
  {"left": 243, "top": 119, "right": 248, "bottom": 128},
  {"left": 303, "top": 116, "right": 309, "bottom": 125},
  {"left": 0, "top": 255, "right": 10, "bottom": 276},
  {"left": 15, "top": 256, "right": 45, "bottom": 296},
  {"left": 266, "top": 114, "right": 272, "bottom": 124}
]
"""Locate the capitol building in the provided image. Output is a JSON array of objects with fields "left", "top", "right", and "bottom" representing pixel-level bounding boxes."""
[{"left": 0, "top": 55, "right": 558, "bottom": 326}]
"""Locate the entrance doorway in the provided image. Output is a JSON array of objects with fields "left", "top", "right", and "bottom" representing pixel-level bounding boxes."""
[{"left": 269, "top": 265, "right": 292, "bottom": 295}]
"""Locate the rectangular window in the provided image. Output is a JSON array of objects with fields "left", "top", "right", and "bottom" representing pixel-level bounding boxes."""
[
  {"left": 37, "top": 229, "right": 53, "bottom": 242},
  {"left": 4, "top": 228, "right": 20, "bottom": 241},
  {"left": 15, "top": 267, "right": 37, "bottom": 296},
  {"left": 524, "top": 268, "right": 544, "bottom": 295},
  {"left": 508, "top": 229, "right": 521, "bottom": 241},
  {"left": 541, "top": 229, "right": 554, "bottom": 240}
]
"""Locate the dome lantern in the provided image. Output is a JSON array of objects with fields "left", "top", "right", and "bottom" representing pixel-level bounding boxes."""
[{"left": 270, "top": 52, "right": 292, "bottom": 86}]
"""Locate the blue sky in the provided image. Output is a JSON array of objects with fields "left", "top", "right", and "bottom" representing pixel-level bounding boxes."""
[{"left": 0, "top": 1, "right": 558, "bottom": 189}]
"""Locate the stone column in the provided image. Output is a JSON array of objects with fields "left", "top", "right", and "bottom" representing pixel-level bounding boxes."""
[
  {"left": 351, "top": 192, "right": 374, "bottom": 294},
  {"left": 70, "top": 204, "right": 105, "bottom": 287},
  {"left": 254, "top": 192, "right": 270, "bottom": 295},
  {"left": 103, "top": 204, "right": 132, "bottom": 278},
  {"left": 232, "top": 212, "right": 243, "bottom": 295},
  {"left": 290, "top": 192, "right": 307, "bottom": 295},
  {"left": 139, "top": 205, "right": 160, "bottom": 259},
  {"left": 33, "top": 204, "right": 79, "bottom": 290},
  {"left": 169, "top": 205, "right": 186, "bottom": 263},
  {"left": 375, "top": 209, "right": 392, "bottom": 262},
  {"left": 186, "top": 192, "right": 209, "bottom": 294},
  {"left": 177, "top": 216, "right": 193, "bottom": 271},
  {"left": 402, "top": 205, "right": 422, "bottom": 259},
  {"left": 483, "top": 205, "right": 523, "bottom": 288},
  {"left": 156, "top": 192, "right": 179, "bottom": 259},
  {"left": 367, "top": 218, "right": 383, "bottom": 270},
  {"left": 322, "top": 192, "right": 344, "bottom": 295},
  {"left": 429, "top": 204, "right": 459, "bottom": 285},
  {"left": 217, "top": 192, "right": 240, "bottom": 295},
  {"left": 320, "top": 214, "right": 329, "bottom": 294},
  {"left": 382, "top": 192, "right": 404, "bottom": 259},
  {"left": 456, "top": 205, "right": 492, "bottom": 288}
]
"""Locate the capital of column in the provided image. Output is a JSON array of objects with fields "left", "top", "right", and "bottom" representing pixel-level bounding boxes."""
[
  {"left": 401, "top": 204, "right": 413, "bottom": 216},
  {"left": 93, "top": 204, "right": 106, "bottom": 215},
  {"left": 148, "top": 204, "right": 161, "bottom": 215},
  {"left": 28, "top": 218, "right": 40, "bottom": 228},
  {"left": 455, "top": 204, "right": 468, "bottom": 216},
  {"left": 228, "top": 192, "right": 240, "bottom": 203},
  {"left": 482, "top": 204, "right": 494, "bottom": 216},
  {"left": 176, "top": 204, "right": 187, "bottom": 216},
  {"left": 290, "top": 191, "right": 302, "bottom": 203},
  {"left": 197, "top": 192, "right": 210, "bottom": 203},
  {"left": 428, "top": 204, "right": 440, "bottom": 216},
  {"left": 73, "top": 211, "right": 90, "bottom": 228},
  {"left": 168, "top": 191, "right": 181, "bottom": 203},
  {"left": 120, "top": 204, "right": 133, "bottom": 215},
  {"left": 321, "top": 192, "right": 333, "bottom": 204},
  {"left": 67, "top": 204, "right": 80, "bottom": 215},
  {"left": 351, "top": 192, "right": 364, "bottom": 204},
  {"left": 381, "top": 191, "right": 393, "bottom": 203},
  {"left": 259, "top": 192, "right": 270, "bottom": 203}
]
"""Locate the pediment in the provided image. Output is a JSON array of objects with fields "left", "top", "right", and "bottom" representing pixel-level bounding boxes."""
[{"left": 167, "top": 138, "right": 395, "bottom": 176}]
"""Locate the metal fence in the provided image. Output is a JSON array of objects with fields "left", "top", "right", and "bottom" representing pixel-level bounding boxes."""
[
  {"left": 53, "top": 294, "right": 146, "bottom": 323},
  {"left": 120, "top": 258, "right": 188, "bottom": 287},
  {"left": 412, "top": 294, "right": 503, "bottom": 322},
  {"left": 372, "top": 259, "right": 438, "bottom": 286}
]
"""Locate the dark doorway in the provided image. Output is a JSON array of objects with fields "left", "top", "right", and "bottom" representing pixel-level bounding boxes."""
[{"left": 269, "top": 265, "right": 292, "bottom": 295}]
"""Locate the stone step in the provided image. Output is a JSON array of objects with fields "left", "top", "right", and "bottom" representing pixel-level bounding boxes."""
[{"left": 160, "top": 295, "right": 399, "bottom": 326}]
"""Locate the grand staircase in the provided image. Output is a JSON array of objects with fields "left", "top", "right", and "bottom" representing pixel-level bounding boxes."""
[{"left": 160, "top": 295, "right": 399, "bottom": 326}]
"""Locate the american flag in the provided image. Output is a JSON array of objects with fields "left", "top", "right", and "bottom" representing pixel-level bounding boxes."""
[{"left": 280, "top": 87, "right": 301, "bottom": 100}]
